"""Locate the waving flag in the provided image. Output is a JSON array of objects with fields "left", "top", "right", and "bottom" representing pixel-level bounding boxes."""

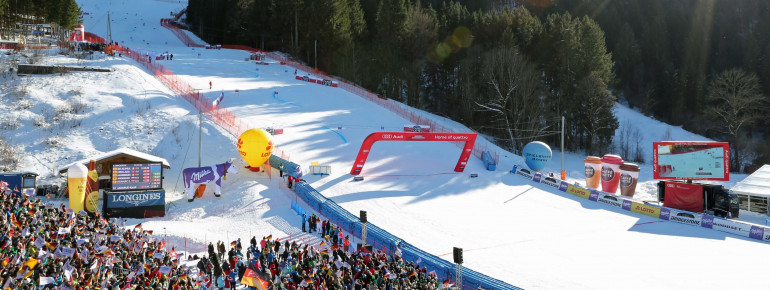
[
  {"left": 240, "top": 268, "right": 269, "bottom": 290},
  {"left": 212, "top": 92, "right": 224, "bottom": 107}
]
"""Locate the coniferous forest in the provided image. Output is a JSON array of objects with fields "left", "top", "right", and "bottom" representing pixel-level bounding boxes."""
[
  {"left": 0, "top": 0, "right": 82, "bottom": 32},
  {"left": 186, "top": 0, "right": 770, "bottom": 172}
]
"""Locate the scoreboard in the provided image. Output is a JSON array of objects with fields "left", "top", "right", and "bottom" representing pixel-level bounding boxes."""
[{"left": 111, "top": 163, "right": 163, "bottom": 191}]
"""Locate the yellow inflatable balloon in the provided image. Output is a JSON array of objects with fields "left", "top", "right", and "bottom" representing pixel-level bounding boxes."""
[{"left": 238, "top": 128, "right": 274, "bottom": 168}]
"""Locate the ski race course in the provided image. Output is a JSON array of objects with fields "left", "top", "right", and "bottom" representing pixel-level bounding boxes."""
[{"left": 2, "top": 0, "right": 767, "bottom": 288}]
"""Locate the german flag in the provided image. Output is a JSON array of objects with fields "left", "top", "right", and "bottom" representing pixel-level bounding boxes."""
[
  {"left": 230, "top": 241, "right": 237, "bottom": 247},
  {"left": 408, "top": 271, "right": 416, "bottom": 278},
  {"left": 240, "top": 268, "right": 269, "bottom": 290},
  {"left": 134, "top": 223, "right": 142, "bottom": 229},
  {"left": 266, "top": 235, "right": 272, "bottom": 240},
  {"left": 144, "top": 230, "right": 153, "bottom": 235}
]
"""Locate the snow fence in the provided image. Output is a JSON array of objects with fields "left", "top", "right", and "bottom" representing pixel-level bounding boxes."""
[{"left": 270, "top": 156, "right": 521, "bottom": 290}]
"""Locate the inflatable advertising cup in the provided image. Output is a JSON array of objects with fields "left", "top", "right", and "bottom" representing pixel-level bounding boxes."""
[
  {"left": 600, "top": 154, "right": 624, "bottom": 194},
  {"left": 522, "top": 141, "right": 552, "bottom": 172},
  {"left": 67, "top": 163, "right": 88, "bottom": 212},
  {"left": 619, "top": 163, "right": 640, "bottom": 197},
  {"left": 584, "top": 156, "right": 601, "bottom": 188}
]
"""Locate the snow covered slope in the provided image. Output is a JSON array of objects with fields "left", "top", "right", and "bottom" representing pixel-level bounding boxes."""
[{"left": 0, "top": 0, "right": 767, "bottom": 288}]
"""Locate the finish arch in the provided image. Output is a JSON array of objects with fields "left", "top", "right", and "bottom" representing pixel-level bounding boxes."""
[{"left": 350, "top": 132, "right": 477, "bottom": 175}]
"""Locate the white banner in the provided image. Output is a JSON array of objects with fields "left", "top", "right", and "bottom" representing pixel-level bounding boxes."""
[
  {"left": 596, "top": 193, "right": 624, "bottom": 209},
  {"left": 711, "top": 217, "right": 752, "bottom": 237},
  {"left": 539, "top": 176, "right": 562, "bottom": 189},
  {"left": 667, "top": 209, "right": 704, "bottom": 227}
]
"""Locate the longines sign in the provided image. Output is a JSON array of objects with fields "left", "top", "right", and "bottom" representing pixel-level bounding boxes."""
[{"left": 105, "top": 190, "right": 165, "bottom": 208}]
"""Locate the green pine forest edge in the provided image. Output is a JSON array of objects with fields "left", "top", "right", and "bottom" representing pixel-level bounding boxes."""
[{"left": 0, "top": 0, "right": 82, "bottom": 35}]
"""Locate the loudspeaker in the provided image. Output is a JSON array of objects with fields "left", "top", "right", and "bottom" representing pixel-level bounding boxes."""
[
  {"left": 453, "top": 247, "right": 463, "bottom": 264},
  {"left": 360, "top": 210, "right": 367, "bottom": 223}
]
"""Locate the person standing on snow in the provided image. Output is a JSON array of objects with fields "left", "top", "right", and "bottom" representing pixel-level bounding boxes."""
[{"left": 301, "top": 213, "right": 307, "bottom": 232}]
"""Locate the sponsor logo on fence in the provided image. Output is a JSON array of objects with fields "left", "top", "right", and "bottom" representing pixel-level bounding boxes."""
[
  {"left": 712, "top": 217, "right": 752, "bottom": 237},
  {"left": 700, "top": 215, "right": 714, "bottom": 229},
  {"left": 322, "top": 79, "right": 333, "bottom": 86},
  {"left": 667, "top": 210, "right": 702, "bottom": 226},
  {"left": 597, "top": 193, "right": 623, "bottom": 208},
  {"left": 659, "top": 208, "right": 670, "bottom": 220},
  {"left": 622, "top": 199, "right": 632, "bottom": 211},
  {"left": 630, "top": 202, "right": 661, "bottom": 218},
  {"left": 749, "top": 226, "right": 764, "bottom": 240},
  {"left": 566, "top": 185, "right": 591, "bottom": 199},
  {"left": 558, "top": 182, "right": 568, "bottom": 192},
  {"left": 532, "top": 173, "right": 542, "bottom": 183},
  {"left": 540, "top": 177, "right": 561, "bottom": 189},
  {"left": 589, "top": 190, "right": 599, "bottom": 201},
  {"left": 516, "top": 169, "right": 533, "bottom": 180}
]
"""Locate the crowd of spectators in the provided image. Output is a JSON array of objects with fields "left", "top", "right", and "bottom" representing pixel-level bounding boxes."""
[{"left": 0, "top": 186, "right": 453, "bottom": 289}]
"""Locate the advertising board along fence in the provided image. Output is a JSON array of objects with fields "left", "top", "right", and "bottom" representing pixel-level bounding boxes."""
[{"left": 512, "top": 166, "right": 770, "bottom": 244}]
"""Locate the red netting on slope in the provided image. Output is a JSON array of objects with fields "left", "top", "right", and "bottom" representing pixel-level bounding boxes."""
[{"left": 156, "top": 20, "right": 499, "bottom": 164}]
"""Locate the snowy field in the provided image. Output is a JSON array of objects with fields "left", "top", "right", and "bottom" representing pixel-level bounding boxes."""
[{"left": 0, "top": 0, "right": 768, "bottom": 288}]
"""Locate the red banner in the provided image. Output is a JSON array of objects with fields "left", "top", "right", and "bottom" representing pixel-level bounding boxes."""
[{"left": 663, "top": 181, "right": 703, "bottom": 213}]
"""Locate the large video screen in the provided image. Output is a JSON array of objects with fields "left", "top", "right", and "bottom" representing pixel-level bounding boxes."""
[
  {"left": 111, "top": 163, "right": 163, "bottom": 191},
  {"left": 653, "top": 142, "right": 729, "bottom": 181}
]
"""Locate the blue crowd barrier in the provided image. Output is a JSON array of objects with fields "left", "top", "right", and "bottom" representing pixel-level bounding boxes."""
[
  {"left": 281, "top": 165, "right": 521, "bottom": 289},
  {"left": 269, "top": 155, "right": 302, "bottom": 177}
]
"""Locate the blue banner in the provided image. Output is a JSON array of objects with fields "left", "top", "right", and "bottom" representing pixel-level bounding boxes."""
[{"left": 104, "top": 190, "right": 165, "bottom": 208}]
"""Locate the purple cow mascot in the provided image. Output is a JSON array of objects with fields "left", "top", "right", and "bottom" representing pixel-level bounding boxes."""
[{"left": 183, "top": 161, "right": 238, "bottom": 202}]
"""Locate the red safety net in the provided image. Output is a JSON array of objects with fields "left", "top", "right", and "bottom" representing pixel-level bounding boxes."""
[{"left": 156, "top": 16, "right": 500, "bottom": 165}]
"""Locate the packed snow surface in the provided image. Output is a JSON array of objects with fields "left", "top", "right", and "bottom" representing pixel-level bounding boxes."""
[{"left": 0, "top": 0, "right": 767, "bottom": 289}]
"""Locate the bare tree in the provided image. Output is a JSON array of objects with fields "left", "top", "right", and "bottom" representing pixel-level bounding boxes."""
[
  {"left": 474, "top": 46, "right": 547, "bottom": 154},
  {"left": 706, "top": 68, "right": 767, "bottom": 172}
]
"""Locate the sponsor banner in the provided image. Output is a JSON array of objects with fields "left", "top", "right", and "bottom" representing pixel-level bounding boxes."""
[
  {"left": 762, "top": 229, "right": 770, "bottom": 242},
  {"left": 566, "top": 185, "right": 591, "bottom": 199},
  {"left": 622, "top": 199, "right": 632, "bottom": 211},
  {"left": 596, "top": 193, "right": 624, "bottom": 208},
  {"left": 700, "top": 215, "right": 714, "bottom": 229},
  {"left": 532, "top": 173, "right": 542, "bottom": 183},
  {"left": 711, "top": 217, "right": 752, "bottom": 237},
  {"left": 630, "top": 202, "right": 660, "bottom": 218},
  {"left": 539, "top": 176, "right": 562, "bottom": 189},
  {"left": 659, "top": 208, "right": 670, "bottom": 220},
  {"left": 667, "top": 209, "right": 703, "bottom": 227},
  {"left": 749, "top": 226, "right": 765, "bottom": 240},
  {"left": 105, "top": 190, "right": 165, "bottom": 209},
  {"left": 558, "top": 182, "right": 568, "bottom": 192},
  {"left": 589, "top": 190, "right": 599, "bottom": 202},
  {"left": 515, "top": 168, "right": 533, "bottom": 180}
]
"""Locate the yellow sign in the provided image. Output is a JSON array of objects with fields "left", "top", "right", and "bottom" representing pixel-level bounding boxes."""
[
  {"left": 237, "top": 129, "right": 274, "bottom": 168},
  {"left": 630, "top": 202, "right": 661, "bottom": 218},
  {"left": 566, "top": 185, "right": 591, "bottom": 199}
]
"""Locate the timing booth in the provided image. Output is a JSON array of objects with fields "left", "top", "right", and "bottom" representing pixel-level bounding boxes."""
[
  {"left": 731, "top": 164, "right": 770, "bottom": 215},
  {"left": 58, "top": 148, "right": 170, "bottom": 218}
]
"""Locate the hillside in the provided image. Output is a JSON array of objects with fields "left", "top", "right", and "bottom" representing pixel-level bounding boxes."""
[{"left": 0, "top": 0, "right": 768, "bottom": 289}]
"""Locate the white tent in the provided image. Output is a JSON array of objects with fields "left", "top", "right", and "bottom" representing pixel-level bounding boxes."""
[{"left": 731, "top": 164, "right": 770, "bottom": 214}]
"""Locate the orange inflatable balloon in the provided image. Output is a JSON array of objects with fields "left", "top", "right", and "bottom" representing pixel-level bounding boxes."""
[{"left": 238, "top": 129, "right": 274, "bottom": 167}]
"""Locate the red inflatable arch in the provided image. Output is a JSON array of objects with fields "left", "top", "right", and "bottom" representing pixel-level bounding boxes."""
[{"left": 350, "top": 132, "right": 477, "bottom": 175}]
